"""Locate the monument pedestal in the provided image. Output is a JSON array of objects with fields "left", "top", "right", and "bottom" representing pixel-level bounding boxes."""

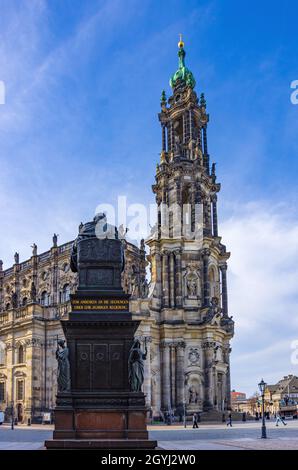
[
  {"left": 45, "top": 235, "right": 157, "bottom": 449},
  {"left": 45, "top": 316, "right": 156, "bottom": 449}
]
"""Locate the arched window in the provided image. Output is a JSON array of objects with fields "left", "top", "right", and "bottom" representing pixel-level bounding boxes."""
[
  {"left": 41, "top": 291, "right": 49, "bottom": 306},
  {"left": 22, "top": 297, "right": 27, "bottom": 307},
  {"left": 61, "top": 284, "right": 70, "bottom": 303},
  {"left": 0, "top": 341, "right": 6, "bottom": 366},
  {"left": 18, "top": 345, "right": 25, "bottom": 364},
  {"left": 5, "top": 303, "right": 10, "bottom": 311}
]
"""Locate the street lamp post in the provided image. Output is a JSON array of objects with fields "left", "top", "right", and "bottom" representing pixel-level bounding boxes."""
[
  {"left": 183, "top": 400, "right": 186, "bottom": 428},
  {"left": 258, "top": 379, "right": 267, "bottom": 439}
]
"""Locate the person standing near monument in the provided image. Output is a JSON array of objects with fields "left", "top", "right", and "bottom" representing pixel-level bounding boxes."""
[
  {"left": 227, "top": 411, "right": 233, "bottom": 427},
  {"left": 192, "top": 412, "right": 199, "bottom": 428},
  {"left": 275, "top": 412, "right": 287, "bottom": 426}
]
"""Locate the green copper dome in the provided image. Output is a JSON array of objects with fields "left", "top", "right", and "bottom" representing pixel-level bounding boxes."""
[{"left": 169, "top": 39, "right": 196, "bottom": 90}]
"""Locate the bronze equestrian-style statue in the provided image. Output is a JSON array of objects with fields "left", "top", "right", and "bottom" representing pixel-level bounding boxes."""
[
  {"left": 128, "top": 339, "right": 147, "bottom": 392},
  {"left": 56, "top": 339, "right": 71, "bottom": 392}
]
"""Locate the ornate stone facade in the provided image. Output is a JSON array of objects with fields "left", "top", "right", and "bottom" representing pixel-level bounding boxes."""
[
  {"left": 0, "top": 239, "right": 146, "bottom": 422},
  {"left": 0, "top": 40, "right": 234, "bottom": 422}
]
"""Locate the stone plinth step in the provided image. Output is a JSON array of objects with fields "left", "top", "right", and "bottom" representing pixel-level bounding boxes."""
[{"left": 45, "top": 439, "right": 157, "bottom": 449}]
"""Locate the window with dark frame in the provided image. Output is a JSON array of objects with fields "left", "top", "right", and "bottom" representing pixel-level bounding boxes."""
[{"left": 16, "top": 380, "right": 24, "bottom": 401}]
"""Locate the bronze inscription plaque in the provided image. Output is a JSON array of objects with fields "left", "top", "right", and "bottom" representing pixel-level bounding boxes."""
[{"left": 71, "top": 297, "right": 129, "bottom": 312}]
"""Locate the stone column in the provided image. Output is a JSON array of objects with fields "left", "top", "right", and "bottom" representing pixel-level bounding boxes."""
[
  {"left": 174, "top": 249, "right": 182, "bottom": 308},
  {"left": 225, "top": 345, "right": 232, "bottom": 409},
  {"left": 174, "top": 180, "right": 182, "bottom": 239},
  {"left": 161, "top": 343, "right": 171, "bottom": 410},
  {"left": 203, "top": 125, "right": 208, "bottom": 154},
  {"left": 212, "top": 194, "right": 218, "bottom": 237},
  {"left": 191, "top": 187, "right": 196, "bottom": 235},
  {"left": 24, "top": 338, "right": 35, "bottom": 422},
  {"left": 170, "top": 343, "right": 176, "bottom": 408},
  {"left": 162, "top": 251, "right": 169, "bottom": 308},
  {"left": 169, "top": 252, "right": 175, "bottom": 308},
  {"left": 50, "top": 242, "right": 59, "bottom": 305},
  {"left": 182, "top": 114, "right": 186, "bottom": 143},
  {"left": 170, "top": 122, "right": 175, "bottom": 153},
  {"left": 203, "top": 342, "right": 215, "bottom": 410},
  {"left": 161, "top": 190, "right": 168, "bottom": 238},
  {"left": 208, "top": 198, "right": 212, "bottom": 235},
  {"left": 221, "top": 372, "right": 226, "bottom": 412},
  {"left": 13, "top": 259, "right": 20, "bottom": 309},
  {"left": 143, "top": 336, "right": 152, "bottom": 407},
  {"left": 189, "top": 109, "right": 193, "bottom": 141},
  {"left": 198, "top": 127, "right": 202, "bottom": 152},
  {"left": 162, "top": 124, "right": 166, "bottom": 152},
  {"left": 220, "top": 263, "right": 228, "bottom": 316},
  {"left": 202, "top": 249, "right": 210, "bottom": 307},
  {"left": 203, "top": 197, "right": 212, "bottom": 236},
  {"left": 175, "top": 342, "right": 186, "bottom": 406},
  {"left": 154, "top": 346, "right": 162, "bottom": 414},
  {"left": 203, "top": 126, "right": 209, "bottom": 173},
  {"left": 154, "top": 252, "right": 162, "bottom": 302}
]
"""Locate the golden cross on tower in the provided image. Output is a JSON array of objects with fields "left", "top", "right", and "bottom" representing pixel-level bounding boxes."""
[{"left": 178, "top": 33, "right": 184, "bottom": 49}]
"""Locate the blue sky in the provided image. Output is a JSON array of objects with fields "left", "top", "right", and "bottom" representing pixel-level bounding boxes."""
[{"left": 0, "top": 0, "right": 297, "bottom": 395}]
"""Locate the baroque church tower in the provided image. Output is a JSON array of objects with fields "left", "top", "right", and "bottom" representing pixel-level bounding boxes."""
[{"left": 146, "top": 37, "right": 234, "bottom": 414}]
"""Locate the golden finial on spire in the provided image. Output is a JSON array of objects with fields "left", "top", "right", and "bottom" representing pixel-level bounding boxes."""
[{"left": 178, "top": 33, "right": 184, "bottom": 49}]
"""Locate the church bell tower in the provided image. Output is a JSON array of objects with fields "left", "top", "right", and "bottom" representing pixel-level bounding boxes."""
[{"left": 146, "top": 37, "right": 234, "bottom": 414}]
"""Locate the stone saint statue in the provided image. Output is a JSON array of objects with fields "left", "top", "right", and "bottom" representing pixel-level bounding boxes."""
[
  {"left": 187, "top": 278, "right": 197, "bottom": 297},
  {"left": 128, "top": 339, "right": 147, "bottom": 392},
  {"left": 56, "top": 339, "right": 71, "bottom": 392},
  {"left": 14, "top": 252, "right": 19, "bottom": 264},
  {"left": 53, "top": 233, "right": 58, "bottom": 247}
]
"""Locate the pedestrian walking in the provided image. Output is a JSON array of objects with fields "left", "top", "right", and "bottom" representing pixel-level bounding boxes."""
[
  {"left": 275, "top": 413, "right": 287, "bottom": 426},
  {"left": 192, "top": 412, "right": 199, "bottom": 429},
  {"left": 227, "top": 411, "right": 232, "bottom": 427}
]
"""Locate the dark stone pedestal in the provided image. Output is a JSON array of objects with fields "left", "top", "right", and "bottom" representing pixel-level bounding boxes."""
[
  {"left": 45, "top": 232, "right": 156, "bottom": 449},
  {"left": 45, "top": 316, "right": 156, "bottom": 449}
]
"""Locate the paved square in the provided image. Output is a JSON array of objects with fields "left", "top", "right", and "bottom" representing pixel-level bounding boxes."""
[{"left": 0, "top": 420, "right": 297, "bottom": 450}]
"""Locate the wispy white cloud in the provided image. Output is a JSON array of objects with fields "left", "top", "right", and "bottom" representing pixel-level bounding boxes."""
[{"left": 221, "top": 201, "right": 298, "bottom": 394}]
